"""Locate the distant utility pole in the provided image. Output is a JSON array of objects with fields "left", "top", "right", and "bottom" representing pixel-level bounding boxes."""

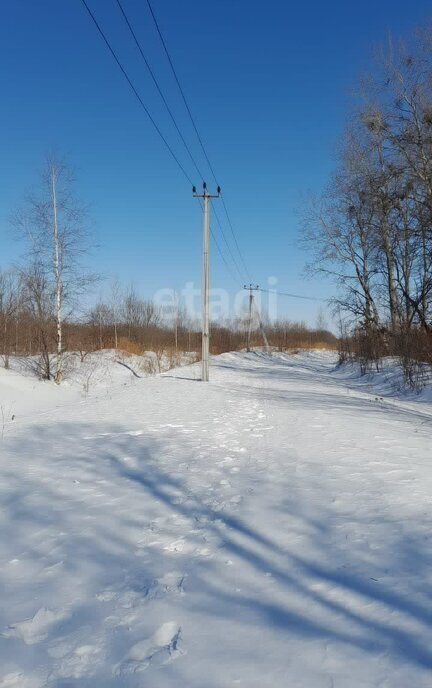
[
  {"left": 244, "top": 284, "right": 271, "bottom": 354},
  {"left": 244, "top": 284, "right": 260, "bottom": 352},
  {"left": 193, "top": 182, "right": 220, "bottom": 381}
]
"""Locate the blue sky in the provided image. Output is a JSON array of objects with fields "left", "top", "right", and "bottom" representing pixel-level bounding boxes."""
[{"left": 1, "top": 0, "right": 431, "bottom": 326}]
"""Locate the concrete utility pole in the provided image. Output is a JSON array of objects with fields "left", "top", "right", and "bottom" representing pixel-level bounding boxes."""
[
  {"left": 193, "top": 182, "right": 220, "bottom": 381},
  {"left": 244, "top": 284, "right": 260, "bottom": 352}
]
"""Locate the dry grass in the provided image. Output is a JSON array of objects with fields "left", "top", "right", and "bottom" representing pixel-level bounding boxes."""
[
  {"left": 291, "top": 341, "right": 337, "bottom": 351},
  {"left": 116, "top": 337, "right": 143, "bottom": 356}
]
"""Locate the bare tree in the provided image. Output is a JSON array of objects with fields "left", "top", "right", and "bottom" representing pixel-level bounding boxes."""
[
  {"left": 13, "top": 155, "right": 95, "bottom": 383},
  {"left": 88, "top": 301, "right": 112, "bottom": 350},
  {"left": 301, "top": 24, "right": 432, "bottom": 385},
  {"left": 20, "top": 260, "right": 54, "bottom": 380},
  {"left": 110, "top": 279, "right": 122, "bottom": 349},
  {"left": 0, "top": 269, "right": 22, "bottom": 369},
  {"left": 122, "top": 285, "right": 161, "bottom": 336},
  {"left": 301, "top": 162, "right": 380, "bottom": 332},
  {"left": 315, "top": 306, "right": 328, "bottom": 332}
]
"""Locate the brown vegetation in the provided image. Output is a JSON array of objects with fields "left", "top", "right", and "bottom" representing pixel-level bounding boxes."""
[{"left": 0, "top": 294, "right": 337, "bottom": 380}]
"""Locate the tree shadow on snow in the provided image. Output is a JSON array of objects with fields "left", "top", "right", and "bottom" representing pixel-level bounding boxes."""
[{"left": 1, "top": 417, "right": 432, "bottom": 684}]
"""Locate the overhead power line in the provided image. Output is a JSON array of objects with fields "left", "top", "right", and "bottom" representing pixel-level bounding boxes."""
[
  {"left": 80, "top": 0, "right": 194, "bottom": 185},
  {"left": 259, "top": 288, "right": 327, "bottom": 303},
  {"left": 210, "top": 201, "right": 247, "bottom": 282},
  {"left": 196, "top": 198, "right": 238, "bottom": 285},
  {"left": 83, "top": 0, "right": 245, "bottom": 285},
  {"left": 115, "top": 0, "right": 205, "bottom": 182},
  {"left": 210, "top": 228, "right": 239, "bottom": 285},
  {"left": 144, "top": 0, "right": 218, "bottom": 184},
  {"left": 145, "top": 0, "right": 251, "bottom": 281},
  {"left": 82, "top": 0, "right": 253, "bottom": 287},
  {"left": 219, "top": 194, "right": 251, "bottom": 281}
]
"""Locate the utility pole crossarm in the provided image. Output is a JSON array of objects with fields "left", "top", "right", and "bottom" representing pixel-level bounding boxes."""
[{"left": 193, "top": 182, "right": 221, "bottom": 382}]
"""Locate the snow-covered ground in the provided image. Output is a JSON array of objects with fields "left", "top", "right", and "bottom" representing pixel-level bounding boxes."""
[
  {"left": 1, "top": 350, "right": 432, "bottom": 687},
  {"left": 335, "top": 355, "right": 432, "bottom": 402},
  {"left": 0, "top": 349, "right": 198, "bottom": 423}
]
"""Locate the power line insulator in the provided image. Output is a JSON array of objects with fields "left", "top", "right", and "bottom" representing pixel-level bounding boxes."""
[
  {"left": 203, "top": 181, "right": 207, "bottom": 190},
  {"left": 217, "top": 186, "right": 221, "bottom": 194},
  {"left": 192, "top": 186, "right": 196, "bottom": 194}
]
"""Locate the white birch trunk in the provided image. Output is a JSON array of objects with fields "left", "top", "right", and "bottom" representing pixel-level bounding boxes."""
[{"left": 52, "top": 167, "right": 63, "bottom": 384}]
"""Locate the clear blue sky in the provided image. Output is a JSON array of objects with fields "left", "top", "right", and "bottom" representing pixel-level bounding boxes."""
[{"left": 1, "top": 0, "right": 431, "bottom": 326}]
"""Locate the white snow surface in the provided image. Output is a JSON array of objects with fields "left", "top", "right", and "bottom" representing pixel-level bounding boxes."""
[
  {"left": 334, "top": 356, "right": 432, "bottom": 404},
  {"left": 1, "top": 349, "right": 432, "bottom": 687},
  {"left": 0, "top": 349, "right": 198, "bottom": 422}
]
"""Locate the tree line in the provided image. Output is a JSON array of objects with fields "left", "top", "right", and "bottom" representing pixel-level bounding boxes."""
[
  {"left": 1, "top": 156, "right": 335, "bottom": 383},
  {"left": 302, "top": 26, "right": 432, "bottom": 387}
]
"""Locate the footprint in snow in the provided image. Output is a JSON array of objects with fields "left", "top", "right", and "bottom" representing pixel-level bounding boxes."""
[
  {"left": 49, "top": 638, "right": 103, "bottom": 680},
  {"left": 115, "top": 621, "right": 184, "bottom": 675},
  {"left": 164, "top": 538, "right": 189, "bottom": 553},
  {"left": 1, "top": 607, "right": 70, "bottom": 645},
  {"left": 48, "top": 626, "right": 92, "bottom": 659},
  {"left": 157, "top": 571, "right": 186, "bottom": 595},
  {"left": 230, "top": 495, "right": 242, "bottom": 504},
  {"left": 125, "top": 571, "right": 186, "bottom": 600}
]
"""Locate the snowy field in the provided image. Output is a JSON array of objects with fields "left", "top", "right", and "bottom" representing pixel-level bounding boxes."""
[
  {"left": 1, "top": 350, "right": 432, "bottom": 687},
  {"left": 0, "top": 349, "right": 198, "bottom": 423}
]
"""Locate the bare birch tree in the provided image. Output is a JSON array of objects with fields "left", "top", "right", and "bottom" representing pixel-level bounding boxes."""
[{"left": 13, "top": 155, "right": 95, "bottom": 383}]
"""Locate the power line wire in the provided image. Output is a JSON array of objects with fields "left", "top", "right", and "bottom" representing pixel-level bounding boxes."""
[
  {"left": 219, "top": 194, "right": 251, "bottom": 281},
  {"left": 144, "top": 0, "right": 219, "bottom": 184},
  {"left": 80, "top": 0, "right": 194, "bottom": 185},
  {"left": 83, "top": 0, "right": 243, "bottom": 284},
  {"left": 210, "top": 227, "right": 239, "bottom": 285},
  {"left": 145, "top": 0, "right": 251, "bottom": 280},
  {"left": 259, "top": 288, "right": 327, "bottom": 303},
  {"left": 82, "top": 0, "right": 251, "bottom": 287},
  {"left": 196, "top": 198, "right": 239, "bottom": 285},
  {"left": 115, "top": 0, "right": 205, "bottom": 182},
  {"left": 210, "top": 201, "right": 246, "bottom": 282}
]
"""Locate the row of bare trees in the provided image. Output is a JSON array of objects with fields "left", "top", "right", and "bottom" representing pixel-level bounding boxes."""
[
  {"left": 0, "top": 264, "right": 336, "bottom": 379},
  {"left": 302, "top": 26, "right": 432, "bottom": 386},
  {"left": 1, "top": 155, "right": 337, "bottom": 382},
  {"left": 89, "top": 284, "right": 165, "bottom": 351},
  {"left": 86, "top": 288, "right": 336, "bottom": 356}
]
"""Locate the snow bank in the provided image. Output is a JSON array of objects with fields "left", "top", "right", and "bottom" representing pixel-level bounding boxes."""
[
  {"left": 0, "top": 349, "right": 198, "bottom": 424},
  {"left": 334, "top": 356, "right": 432, "bottom": 404}
]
